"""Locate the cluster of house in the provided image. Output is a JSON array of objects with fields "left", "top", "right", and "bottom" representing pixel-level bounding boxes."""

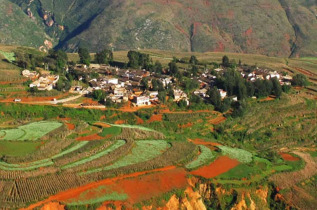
[
  {"left": 29, "top": 75, "right": 59, "bottom": 91},
  {"left": 22, "top": 69, "right": 60, "bottom": 91},
  {"left": 73, "top": 63, "right": 295, "bottom": 106},
  {"left": 72, "top": 64, "right": 190, "bottom": 106},
  {"left": 241, "top": 69, "right": 292, "bottom": 85}
]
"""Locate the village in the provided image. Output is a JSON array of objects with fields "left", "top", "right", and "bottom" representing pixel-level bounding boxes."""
[{"left": 19, "top": 56, "right": 294, "bottom": 109}]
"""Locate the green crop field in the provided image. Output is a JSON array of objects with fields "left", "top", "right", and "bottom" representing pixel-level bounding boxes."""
[
  {"left": 218, "top": 146, "right": 253, "bottom": 163},
  {"left": 83, "top": 140, "right": 170, "bottom": 174},
  {"left": 186, "top": 145, "right": 215, "bottom": 170},
  {"left": 0, "top": 141, "right": 41, "bottom": 157},
  {"left": 62, "top": 140, "right": 126, "bottom": 169},
  {"left": 99, "top": 127, "right": 122, "bottom": 137},
  {"left": 0, "top": 121, "right": 63, "bottom": 141}
]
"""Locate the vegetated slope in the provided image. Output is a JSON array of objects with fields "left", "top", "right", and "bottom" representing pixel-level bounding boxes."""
[
  {"left": 5, "top": 0, "right": 317, "bottom": 57},
  {"left": 0, "top": 0, "right": 50, "bottom": 50}
]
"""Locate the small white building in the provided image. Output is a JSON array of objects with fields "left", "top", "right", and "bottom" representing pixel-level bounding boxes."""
[
  {"left": 218, "top": 89, "right": 227, "bottom": 99},
  {"left": 173, "top": 89, "right": 187, "bottom": 101},
  {"left": 133, "top": 96, "right": 151, "bottom": 106},
  {"left": 269, "top": 71, "right": 281, "bottom": 80}
]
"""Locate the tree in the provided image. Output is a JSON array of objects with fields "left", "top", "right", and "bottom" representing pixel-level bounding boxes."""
[
  {"left": 92, "top": 90, "right": 105, "bottom": 102},
  {"left": 191, "top": 65, "right": 199, "bottom": 76},
  {"left": 208, "top": 86, "right": 221, "bottom": 110},
  {"left": 271, "top": 77, "right": 282, "bottom": 98},
  {"left": 158, "top": 91, "right": 166, "bottom": 104},
  {"left": 222, "top": 55, "right": 230, "bottom": 67},
  {"left": 219, "top": 98, "right": 231, "bottom": 113},
  {"left": 140, "top": 77, "right": 149, "bottom": 90},
  {"left": 168, "top": 61, "right": 179, "bottom": 76},
  {"left": 189, "top": 55, "right": 198, "bottom": 65},
  {"left": 56, "top": 77, "right": 71, "bottom": 91},
  {"left": 78, "top": 48, "right": 91, "bottom": 65},
  {"left": 95, "top": 49, "right": 113, "bottom": 64},
  {"left": 183, "top": 78, "right": 199, "bottom": 92},
  {"left": 292, "top": 74, "right": 309, "bottom": 87},
  {"left": 153, "top": 61, "right": 163, "bottom": 74}
]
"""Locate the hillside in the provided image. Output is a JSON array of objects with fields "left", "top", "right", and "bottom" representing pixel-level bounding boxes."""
[
  {"left": 0, "top": 0, "right": 52, "bottom": 51},
  {"left": 2, "top": 0, "right": 317, "bottom": 56}
]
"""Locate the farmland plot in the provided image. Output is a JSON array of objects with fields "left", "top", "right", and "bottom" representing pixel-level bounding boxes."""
[
  {"left": 83, "top": 140, "right": 170, "bottom": 174},
  {"left": 62, "top": 140, "right": 126, "bottom": 169},
  {"left": 186, "top": 145, "right": 216, "bottom": 170},
  {"left": 0, "top": 121, "right": 63, "bottom": 141},
  {"left": 218, "top": 146, "right": 253, "bottom": 163}
]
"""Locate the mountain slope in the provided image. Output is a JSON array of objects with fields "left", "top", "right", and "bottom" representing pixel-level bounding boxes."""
[
  {"left": 0, "top": 0, "right": 52, "bottom": 50},
  {"left": 4, "top": 0, "right": 317, "bottom": 57}
]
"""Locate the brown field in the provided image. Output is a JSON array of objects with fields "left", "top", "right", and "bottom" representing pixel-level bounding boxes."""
[
  {"left": 76, "top": 134, "right": 104, "bottom": 141},
  {"left": 280, "top": 153, "right": 300, "bottom": 161},
  {"left": 93, "top": 122, "right": 111, "bottom": 128},
  {"left": 147, "top": 114, "right": 163, "bottom": 123},
  {"left": 191, "top": 156, "right": 240, "bottom": 178},
  {"left": 65, "top": 123, "right": 75, "bottom": 130},
  {"left": 24, "top": 166, "right": 180, "bottom": 210}
]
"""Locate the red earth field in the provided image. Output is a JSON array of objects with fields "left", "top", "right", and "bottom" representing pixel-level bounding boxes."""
[
  {"left": 147, "top": 114, "right": 163, "bottom": 123},
  {"left": 279, "top": 153, "right": 300, "bottom": 161},
  {"left": 23, "top": 166, "right": 182, "bottom": 210},
  {"left": 76, "top": 133, "right": 104, "bottom": 141},
  {"left": 94, "top": 122, "right": 111, "bottom": 128},
  {"left": 190, "top": 156, "right": 240, "bottom": 178},
  {"left": 188, "top": 138, "right": 222, "bottom": 147},
  {"left": 65, "top": 123, "right": 75, "bottom": 130}
]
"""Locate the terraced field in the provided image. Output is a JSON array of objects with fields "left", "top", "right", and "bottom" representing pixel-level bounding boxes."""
[
  {"left": 0, "top": 121, "right": 63, "bottom": 141},
  {"left": 0, "top": 93, "right": 315, "bottom": 210}
]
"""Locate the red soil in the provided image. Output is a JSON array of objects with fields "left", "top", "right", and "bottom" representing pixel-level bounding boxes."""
[
  {"left": 147, "top": 114, "right": 163, "bottom": 123},
  {"left": 259, "top": 96, "right": 275, "bottom": 102},
  {"left": 40, "top": 202, "right": 65, "bottom": 210},
  {"left": 191, "top": 156, "right": 240, "bottom": 178},
  {"left": 135, "top": 116, "right": 144, "bottom": 125},
  {"left": 63, "top": 168, "right": 187, "bottom": 205},
  {"left": 94, "top": 122, "right": 111, "bottom": 128},
  {"left": 178, "top": 122, "right": 193, "bottom": 128},
  {"left": 76, "top": 133, "right": 104, "bottom": 141},
  {"left": 279, "top": 153, "right": 300, "bottom": 161},
  {"left": 23, "top": 166, "right": 179, "bottom": 210},
  {"left": 116, "top": 168, "right": 187, "bottom": 203},
  {"left": 214, "top": 41, "right": 225, "bottom": 52},
  {"left": 244, "top": 27, "right": 253, "bottom": 36},
  {"left": 57, "top": 117, "right": 71, "bottom": 121},
  {"left": 115, "top": 120, "right": 126, "bottom": 125},
  {"left": 100, "top": 115, "right": 106, "bottom": 120},
  {"left": 295, "top": 67, "right": 316, "bottom": 77},
  {"left": 65, "top": 123, "right": 75, "bottom": 130},
  {"left": 188, "top": 138, "right": 222, "bottom": 146},
  {"left": 208, "top": 115, "right": 226, "bottom": 125},
  {"left": 82, "top": 98, "right": 100, "bottom": 105}
]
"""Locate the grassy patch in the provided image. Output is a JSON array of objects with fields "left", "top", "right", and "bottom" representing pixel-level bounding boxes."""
[
  {"left": 99, "top": 126, "right": 122, "bottom": 137},
  {"left": 186, "top": 145, "right": 216, "bottom": 170},
  {"left": 218, "top": 146, "right": 253, "bottom": 163},
  {"left": 0, "top": 121, "right": 63, "bottom": 141},
  {"left": 0, "top": 141, "right": 41, "bottom": 157}
]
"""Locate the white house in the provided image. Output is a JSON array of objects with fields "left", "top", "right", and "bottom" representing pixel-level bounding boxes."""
[
  {"left": 133, "top": 96, "right": 151, "bottom": 106},
  {"left": 218, "top": 89, "right": 227, "bottom": 99}
]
